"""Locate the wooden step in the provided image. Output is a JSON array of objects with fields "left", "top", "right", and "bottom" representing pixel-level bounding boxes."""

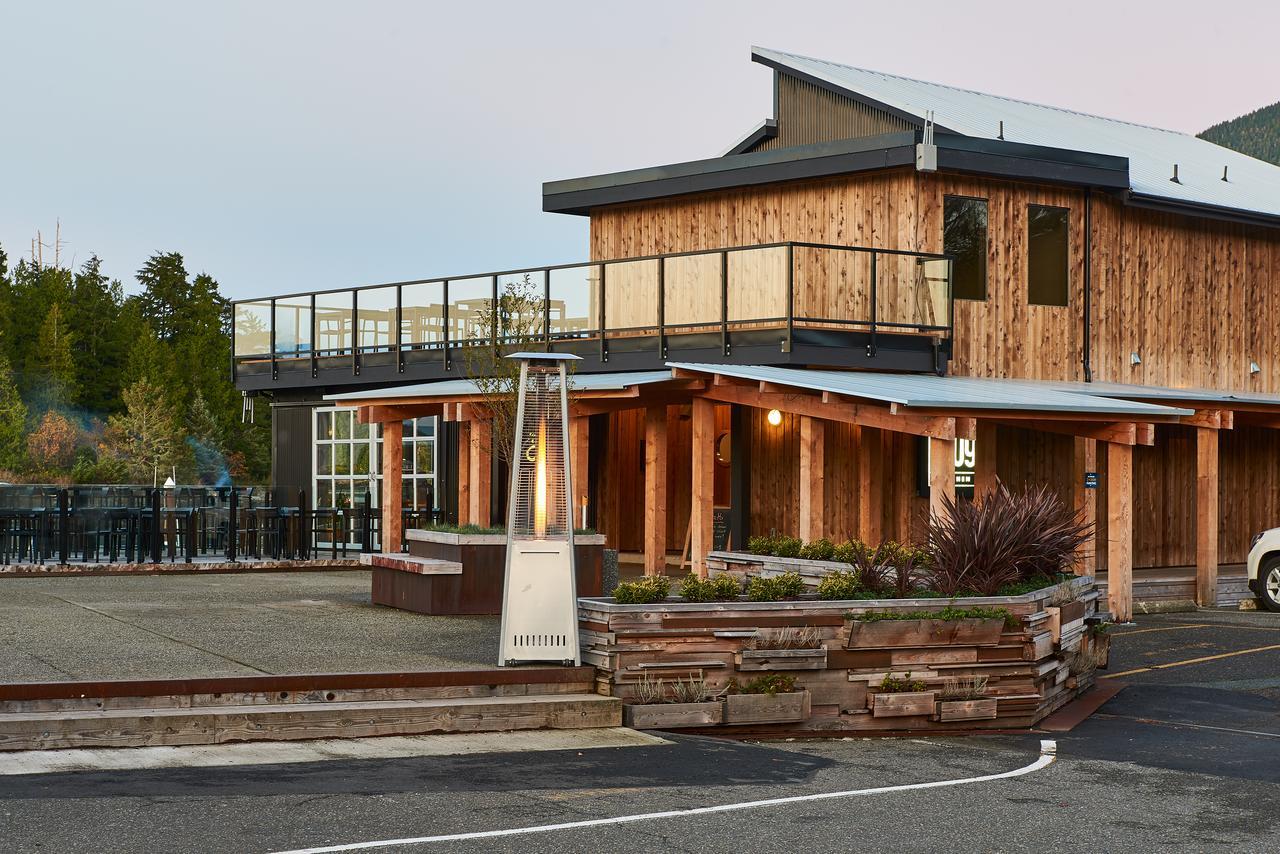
[
  {"left": 358, "top": 553, "right": 462, "bottom": 575},
  {"left": 0, "top": 693, "right": 621, "bottom": 751}
]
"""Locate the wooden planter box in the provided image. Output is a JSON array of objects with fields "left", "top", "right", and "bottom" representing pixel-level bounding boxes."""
[
  {"left": 383, "top": 529, "right": 605, "bottom": 615},
  {"left": 847, "top": 618, "right": 1005, "bottom": 649},
  {"left": 870, "top": 690, "right": 937, "bottom": 718},
  {"left": 736, "top": 648, "right": 828, "bottom": 671},
  {"left": 1093, "top": 632, "right": 1111, "bottom": 669},
  {"left": 723, "top": 691, "right": 811, "bottom": 725},
  {"left": 623, "top": 701, "right": 724, "bottom": 729},
  {"left": 936, "top": 698, "right": 998, "bottom": 722}
]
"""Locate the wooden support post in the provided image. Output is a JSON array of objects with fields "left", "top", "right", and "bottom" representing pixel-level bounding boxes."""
[
  {"left": 380, "top": 419, "right": 403, "bottom": 553},
  {"left": 928, "top": 435, "right": 955, "bottom": 524},
  {"left": 457, "top": 421, "right": 471, "bottom": 526},
  {"left": 1072, "top": 437, "right": 1097, "bottom": 576},
  {"left": 570, "top": 416, "right": 589, "bottom": 532},
  {"left": 1106, "top": 441, "right": 1133, "bottom": 622},
  {"left": 691, "top": 397, "right": 715, "bottom": 577},
  {"left": 468, "top": 419, "right": 492, "bottom": 527},
  {"left": 644, "top": 406, "right": 669, "bottom": 576},
  {"left": 1195, "top": 427, "right": 1219, "bottom": 607},
  {"left": 857, "top": 426, "right": 881, "bottom": 545},
  {"left": 974, "top": 421, "right": 998, "bottom": 499},
  {"left": 798, "top": 416, "right": 825, "bottom": 543}
]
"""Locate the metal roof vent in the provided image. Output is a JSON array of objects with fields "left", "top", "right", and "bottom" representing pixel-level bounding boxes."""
[
  {"left": 1170, "top": 164, "right": 1181, "bottom": 184},
  {"left": 1222, "top": 165, "right": 1230, "bottom": 182},
  {"left": 998, "top": 120, "right": 1004, "bottom": 140}
]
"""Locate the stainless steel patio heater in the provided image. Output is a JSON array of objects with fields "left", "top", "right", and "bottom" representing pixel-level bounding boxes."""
[{"left": 498, "top": 352, "right": 581, "bottom": 666}]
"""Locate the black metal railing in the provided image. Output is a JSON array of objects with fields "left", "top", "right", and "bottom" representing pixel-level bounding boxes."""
[
  {"left": 0, "top": 484, "right": 435, "bottom": 565},
  {"left": 232, "top": 241, "right": 953, "bottom": 379}
]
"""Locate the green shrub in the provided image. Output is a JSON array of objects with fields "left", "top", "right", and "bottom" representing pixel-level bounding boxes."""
[
  {"left": 746, "top": 534, "right": 777, "bottom": 555},
  {"left": 879, "top": 672, "right": 928, "bottom": 693},
  {"left": 728, "top": 673, "right": 797, "bottom": 696},
  {"left": 816, "top": 569, "right": 868, "bottom": 601},
  {"left": 772, "top": 536, "right": 803, "bottom": 558},
  {"left": 746, "top": 571, "right": 805, "bottom": 602},
  {"left": 679, "top": 573, "right": 742, "bottom": 602},
  {"left": 612, "top": 576, "right": 672, "bottom": 604},
  {"left": 832, "top": 540, "right": 868, "bottom": 565},
  {"left": 799, "top": 538, "right": 836, "bottom": 561},
  {"left": 848, "top": 605, "right": 1016, "bottom": 629}
]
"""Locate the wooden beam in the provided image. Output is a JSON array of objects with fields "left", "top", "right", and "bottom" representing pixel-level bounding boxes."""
[
  {"left": 691, "top": 398, "right": 715, "bottom": 578},
  {"left": 694, "top": 384, "right": 955, "bottom": 438},
  {"left": 914, "top": 407, "right": 1183, "bottom": 425},
  {"left": 358, "top": 404, "right": 443, "bottom": 423},
  {"left": 1180, "top": 409, "right": 1227, "bottom": 430},
  {"left": 380, "top": 419, "right": 403, "bottom": 554},
  {"left": 798, "top": 416, "right": 825, "bottom": 543},
  {"left": 928, "top": 435, "right": 954, "bottom": 524},
  {"left": 570, "top": 416, "right": 589, "bottom": 533},
  {"left": 1106, "top": 441, "right": 1133, "bottom": 622},
  {"left": 1071, "top": 437, "right": 1097, "bottom": 576},
  {"left": 643, "top": 406, "right": 668, "bottom": 577},
  {"left": 456, "top": 421, "right": 471, "bottom": 526},
  {"left": 992, "top": 419, "right": 1150, "bottom": 446},
  {"left": 856, "top": 426, "right": 879, "bottom": 545},
  {"left": 974, "top": 421, "right": 998, "bottom": 499},
  {"left": 468, "top": 419, "right": 492, "bottom": 527},
  {"left": 1196, "top": 427, "right": 1219, "bottom": 607},
  {"left": 891, "top": 432, "right": 912, "bottom": 543}
]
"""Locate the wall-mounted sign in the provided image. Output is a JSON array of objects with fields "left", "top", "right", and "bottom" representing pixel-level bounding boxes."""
[
  {"left": 918, "top": 437, "right": 978, "bottom": 498},
  {"left": 1084, "top": 472, "right": 1099, "bottom": 490}
]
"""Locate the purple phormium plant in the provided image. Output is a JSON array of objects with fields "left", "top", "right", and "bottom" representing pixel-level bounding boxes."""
[{"left": 926, "top": 483, "right": 1093, "bottom": 596}]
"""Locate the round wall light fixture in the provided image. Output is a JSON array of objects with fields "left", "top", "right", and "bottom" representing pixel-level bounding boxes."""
[{"left": 766, "top": 408, "right": 783, "bottom": 427}]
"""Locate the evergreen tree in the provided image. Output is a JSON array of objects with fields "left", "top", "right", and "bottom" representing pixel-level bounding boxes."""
[
  {"left": 0, "top": 354, "right": 27, "bottom": 472},
  {"left": 67, "top": 256, "right": 129, "bottom": 413},
  {"left": 101, "top": 378, "right": 183, "bottom": 482},
  {"left": 35, "top": 302, "right": 77, "bottom": 410}
]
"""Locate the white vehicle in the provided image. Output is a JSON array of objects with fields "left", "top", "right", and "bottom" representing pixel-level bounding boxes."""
[{"left": 1246, "top": 529, "right": 1280, "bottom": 612}]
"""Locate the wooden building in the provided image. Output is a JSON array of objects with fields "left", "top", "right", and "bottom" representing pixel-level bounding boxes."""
[{"left": 233, "top": 48, "right": 1280, "bottom": 621}]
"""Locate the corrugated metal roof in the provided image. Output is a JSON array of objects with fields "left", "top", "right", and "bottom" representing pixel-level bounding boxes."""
[
  {"left": 667, "top": 363, "right": 1194, "bottom": 416},
  {"left": 754, "top": 46, "right": 1280, "bottom": 222},
  {"left": 1032, "top": 380, "right": 1280, "bottom": 407},
  {"left": 325, "top": 370, "right": 675, "bottom": 402}
]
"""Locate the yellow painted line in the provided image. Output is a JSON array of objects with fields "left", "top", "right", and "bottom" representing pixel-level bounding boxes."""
[
  {"left": 1101, "top": 642, "right": 1280, "bottom": 679},
  {"left": 1112, "top": 623, "right": 1211, "bottom": 637}
]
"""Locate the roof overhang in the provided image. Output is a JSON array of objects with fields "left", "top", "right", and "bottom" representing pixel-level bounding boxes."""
[{"left": 543, "top": 132, "right": 1128, "bottom": 216}]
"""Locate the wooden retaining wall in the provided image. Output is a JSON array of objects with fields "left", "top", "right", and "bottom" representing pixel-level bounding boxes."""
[{"left": 579, "top": 578, "right": 1105, "bottom": 733}]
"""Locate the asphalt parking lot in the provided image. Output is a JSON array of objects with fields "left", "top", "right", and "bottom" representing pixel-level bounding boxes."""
[{"left": 1, "top": 609, "right": 1278, "bottom": 854}]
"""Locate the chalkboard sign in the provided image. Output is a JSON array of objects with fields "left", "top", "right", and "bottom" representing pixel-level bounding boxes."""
[{"left": 713, "top": 506, "right": 732, "bottom": 551}]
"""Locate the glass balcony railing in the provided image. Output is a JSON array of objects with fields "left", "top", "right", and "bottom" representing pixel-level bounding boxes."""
[{"left": 232, "top": 242, "right": 953, "bottom": 377}]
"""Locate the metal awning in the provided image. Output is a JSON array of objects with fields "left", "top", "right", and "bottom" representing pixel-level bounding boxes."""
[
  {"left": 325, "top": 370, "right": 676, "bottom": 403},
  {"left": 1029, "top": 380, "right": 1280, "bottom": 408},
  {"left": 666, "top": 363, "right": 1195, "bottom": 417}
]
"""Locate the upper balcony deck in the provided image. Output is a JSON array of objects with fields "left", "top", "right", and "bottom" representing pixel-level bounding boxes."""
[{"left": 232, "top": 241, "right": 953, "bottom": 393}]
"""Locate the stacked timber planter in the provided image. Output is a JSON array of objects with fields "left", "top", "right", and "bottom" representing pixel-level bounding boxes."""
[{"left": 580, "top": 576, "right": 1106, "bottom": 733}]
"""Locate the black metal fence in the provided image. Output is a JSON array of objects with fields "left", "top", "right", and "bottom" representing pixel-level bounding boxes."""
[{"left": 0, "top": 484, "right": 439, "bottom": 565}]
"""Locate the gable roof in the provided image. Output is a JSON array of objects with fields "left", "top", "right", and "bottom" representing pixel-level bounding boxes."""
[{"left": 753, "top": 46, "right": 1280, "bottom": 224}]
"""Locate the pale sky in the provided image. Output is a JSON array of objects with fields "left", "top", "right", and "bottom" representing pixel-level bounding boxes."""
[{"left": 3, "top": 0, "right": 1277, "bottom": 300}]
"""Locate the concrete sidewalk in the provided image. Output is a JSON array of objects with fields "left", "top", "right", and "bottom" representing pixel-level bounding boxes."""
[{"left": 0, "top": 571, "right": 497, "bottom": 682}]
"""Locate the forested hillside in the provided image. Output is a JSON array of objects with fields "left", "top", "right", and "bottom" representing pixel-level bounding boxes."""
[
  {"left": 1199, "top": 101, "right": 1280, "bottom": 165},
  {"left": 0, "top": 239, "right": 269, "bottom": 485}
]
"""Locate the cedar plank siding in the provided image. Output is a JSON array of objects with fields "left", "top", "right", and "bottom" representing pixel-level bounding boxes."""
[{"left": 588, "top": 168, "right": 1280, "bottom": 567}]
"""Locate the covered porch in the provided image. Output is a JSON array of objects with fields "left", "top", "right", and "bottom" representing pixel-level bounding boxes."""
[{"left": 331, "top": 367, "right": 1280, "bottom": 623}]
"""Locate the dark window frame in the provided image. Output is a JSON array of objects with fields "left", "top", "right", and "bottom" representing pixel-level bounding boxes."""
[
  {"left": 1027, "top": 203, "right": 1070, "bottom": 307},
  {"left": 942, "top": 194, "right": 989, "bottom": 302}
]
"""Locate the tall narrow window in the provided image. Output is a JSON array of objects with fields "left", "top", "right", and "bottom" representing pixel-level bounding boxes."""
[
  {"left": 1028, "top": 204, "right": 1069, "bottom": 306},
  {"left": 943, "top": 196, "right": 988, "bottom": 301}
]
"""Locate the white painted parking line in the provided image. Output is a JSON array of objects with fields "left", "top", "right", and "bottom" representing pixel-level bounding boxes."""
[
  {"left": 0, "top": 728, "right": 670, "bottom": 775},
  {"left": 272, "top": 739, "right": 1059, "bottom": 853}
]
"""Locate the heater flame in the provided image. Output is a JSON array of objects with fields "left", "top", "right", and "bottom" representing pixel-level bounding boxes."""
[{"left": 534, "top": 418, "right": 548, "bottom": 538}]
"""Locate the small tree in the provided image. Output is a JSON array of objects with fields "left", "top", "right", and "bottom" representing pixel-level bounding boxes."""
[
  {"left": 36, "top": 302, "right": 78, "bottom": 409},
  {"left": 461, "top": 274, "right": 572, "bottom": 466},
  {"left": 27, "top": 411, "right": 78, "bottom": 471},
  {"left": 101, "top": 379, "right": 184, "bottom": 482}
]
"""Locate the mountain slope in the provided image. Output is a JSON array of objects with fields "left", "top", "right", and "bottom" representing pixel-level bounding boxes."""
[{"left": 1199, "top": 101, "right": 1280, "bottom": 166}]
